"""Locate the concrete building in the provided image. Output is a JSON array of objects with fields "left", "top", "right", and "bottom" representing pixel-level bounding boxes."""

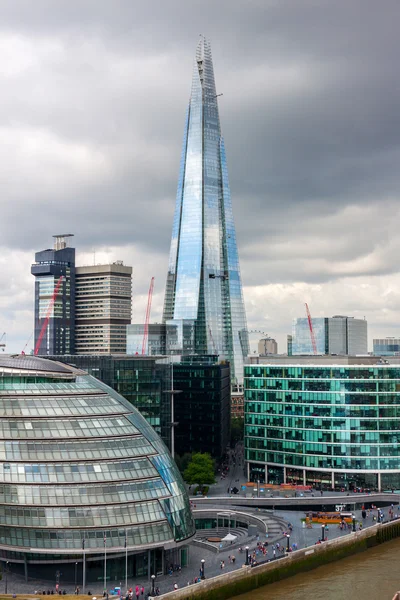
[
  {"left": 373, "top": 338, "right": 400, "bottom": 356},
  {"left": 292, "top": 315, "right": 367, "bottom": 355},
  {"left": 75, "top": 262, "right": 132, "bottom": 354},
  {"left": 0, "top": 355, "right": 194, "bottom": 583},
  {"left": 258, "top": 337, "right": 278, "bottom": 355},
  {"left": 245, "top": 355, "right": 400, "bottom": 491},
  {"left": 31, "top": 234, "right": 76, "bottom": 355}
]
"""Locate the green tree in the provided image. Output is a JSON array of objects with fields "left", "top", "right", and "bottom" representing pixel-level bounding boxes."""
[
  {"left": 231, "top": 417, "right": 244, "bottom": 445},
  {"left": 175, "top": 452, "right": 192, "bottom": 474},
  {"left": 183, "top": 452, "right": 216, "bottom": 490}
]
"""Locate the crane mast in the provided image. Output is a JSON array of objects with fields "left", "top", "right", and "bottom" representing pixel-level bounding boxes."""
[
  {"left": 142, "top": 277, "right": 155, "bottom": 355},
  {"left": 305, "top": 302, "right": 318, "bottom": 356}
]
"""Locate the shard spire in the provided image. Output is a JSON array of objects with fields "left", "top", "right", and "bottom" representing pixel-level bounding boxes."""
[{"left": 163, "top": 38, "right": 249, "bottom": 387}]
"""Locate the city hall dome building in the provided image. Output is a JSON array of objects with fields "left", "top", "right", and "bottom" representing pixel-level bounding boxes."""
[{"left": 0, "top": 356, "right": 195, "bottom": 584}]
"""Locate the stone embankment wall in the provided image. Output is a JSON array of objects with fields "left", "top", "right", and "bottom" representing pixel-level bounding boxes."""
[{"left": 156, "top": 519, "right": 400, "bottom": 600}]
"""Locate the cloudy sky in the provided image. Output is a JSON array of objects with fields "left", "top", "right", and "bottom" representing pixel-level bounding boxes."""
[{"left": 0, "top": 0, "right": 399, "bottom": 354}]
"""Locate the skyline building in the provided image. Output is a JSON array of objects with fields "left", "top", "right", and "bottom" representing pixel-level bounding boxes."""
[
  {"left": 162, "top": 37, "right": 249, "bottom": 388},
  {"left": 292, "top": 315, "right": 367, "bottom": 356},
  {"left": 373, "top": 338, "right": 400, "bottom": 356},
  {"left": 31, "top": 234, "right": 76, "bottom": 355},
  {"left": 0, "top": 355, "right": 194, "bottom": 582},
  {"left": 244, "top": 355, "right": 400, "bottom": 491},
  {"left": 75, "top": 262, "right": 132, "bottom": 354}
]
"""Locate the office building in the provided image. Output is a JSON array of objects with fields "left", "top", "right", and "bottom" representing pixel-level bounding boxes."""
[
  {"left": 75, "top": 263, "right": 132, "bottom": 354},
  {"left": 373, "top": 338, "right": 400, "bottom": 356},
  {"left": 0, "top": 355, "right": 195, "bottom": 582},
  {"left": 244, "top": 355, "right": 400, "bottom": 491},
  {"left": 162, "top": 37, "right": 249, "bottom": 388},
  {"left": 31, "top": 234, "right": 76, "bottom": 355},
  {"left": 231, "top": 391, "right": 244, "bottom": 418},
  {"left": 292, "top": 315, "right": 367, "bottom": 355},
  {"left": 127, "top": 324, "right": 167, "bottom": 356},
  {"left": 173, "top": 356, "right": 231, "bottom": 460},
  {"left": 48, "top": 354, "right": 172, "bottom": 449},
  {"left": 258, "top": 337, "right": 278, "bottom": 355}
]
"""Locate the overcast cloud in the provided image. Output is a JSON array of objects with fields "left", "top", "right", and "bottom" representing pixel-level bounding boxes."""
[{"left": 1, "top": 0, "right": 399, "bottom": 353}]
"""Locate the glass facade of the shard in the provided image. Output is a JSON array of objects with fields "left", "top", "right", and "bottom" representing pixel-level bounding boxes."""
[{"left": 163, "top": 38, "right": 249, "bottom": 387}]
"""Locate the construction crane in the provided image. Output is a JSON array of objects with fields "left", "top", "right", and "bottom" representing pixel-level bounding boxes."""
[
  {"left": 21, "top": 332, "right": 33, "bottom": 355},
  {"left": 305, "top": 302, "right": 318, "bottom": 355},
  {"left": 0, "top": 332, "right": 5, "bottom": 351},
  {"left": 34, "top": 276, "right": 64, "bottom": 356},
  {"left": 142, "top": 277, "right": 155, "bottom": 355}
]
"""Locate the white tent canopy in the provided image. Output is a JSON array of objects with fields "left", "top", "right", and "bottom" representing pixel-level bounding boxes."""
[{"left": 221, "top": 533, "right": 237, "bottom": 541}]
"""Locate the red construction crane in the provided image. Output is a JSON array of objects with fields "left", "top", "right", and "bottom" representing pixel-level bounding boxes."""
[
  {"left": 34, "top": 276, "right": 64, "bottom": 356},
  {"left": 142, "top": 277, "right": 155, "bottom": 355},
  {"left": 305, "top": 302, "right": 318, "bottom": 355}
]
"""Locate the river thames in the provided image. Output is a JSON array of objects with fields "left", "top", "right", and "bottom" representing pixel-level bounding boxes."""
[{"left": 237, "top": 537, "right": 400, "bottom": 600}]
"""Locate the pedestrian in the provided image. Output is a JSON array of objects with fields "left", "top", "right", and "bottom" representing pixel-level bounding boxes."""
[
  {"left": 140, "top": 586, "right": 144, "bottom": 597},
  {"left": 173, "top": 583, "right": 178, "bottom": 591},
  {"left": 135, "top": 585, "right": 139, "bottom": 600}
]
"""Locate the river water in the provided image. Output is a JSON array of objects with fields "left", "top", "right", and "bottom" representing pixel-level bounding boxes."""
[{"left": 237, "top": 537, "right": 400, "bottom": 600}]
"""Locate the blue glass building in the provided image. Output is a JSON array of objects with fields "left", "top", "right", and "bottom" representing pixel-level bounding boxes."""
[
  {"left": 163, "top": 37, "right": 249, "bottom": 388},
  {"left": 244, "top": 355, "right": 400, "bottom": 491}
]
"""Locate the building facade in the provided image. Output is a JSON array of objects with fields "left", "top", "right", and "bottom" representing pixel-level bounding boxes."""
[
  {"left": 244, "top": 356, "right": 400, "bottom": 491},
  {"left": 292, "top": 315, "right": 367, "bottom": 356},
  {"left": 162, "top": 37, "right": 249, "bottom": 388},
  {"left": 75, "top": 263, "right": 132, "bottom": 354},
  {"left": 0, "top": 355, "right": 194, "bottom": 583},
  {"left": 173, "top": 356, "right": 231, "bottom": 460},
  {"left": 373, "top": 338, "right": 400, "bottom": 356},
  {"left": 258, "top": 338, "right": 278, "bottom": 356},
  {"left": 31, "top": 234, "right": 75, "bottom": 355}
]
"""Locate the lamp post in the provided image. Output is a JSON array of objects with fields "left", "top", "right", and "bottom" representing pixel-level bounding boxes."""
[
  {"left": 286, "top": 535, "right": 290, "bottom": 553},
  {"left": 321, "top": 524, "right": 325, "bottom": 542},
  {"left": 74, "top": 562, "right": 78, "bottom": 591},
  {"left": 245, "top": 546, "right": 249, "bottom": 566},
  {"left": 82, "top": 538, "right": 86, "bottom": 595},
  {"left": 201, "top": 559, "right": 205, "bottom": 580},
  {"left": 151, "top": 575, "right": 156, "bottom": 597},
  {"left": 352, "top": 515, "right": 356, "bottom": 532},
  {"left": 5, "top": 561, "right": 9, "bottom": 594}
]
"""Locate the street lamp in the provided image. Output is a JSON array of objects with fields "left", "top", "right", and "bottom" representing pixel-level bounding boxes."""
[
  {"left": 201, "top": 559, "right": 205, "bottom": 579},
  {"left": 151, "top": 575, "right": 156, "bottom": 597},
  {"left": 245, "top": 546, "right": 249, "bottom": 566},
  {"left": 352, "top": 515, "right": 356, "bottom": 532},
  {"left": 321, "top": 524, "right": 325, "bottom": 542},
  {"left": 5, "top": 561, "right": 9, "bottom": 594},
  {"left": 286, "top": 535, "right": 290, "bottom": 553},
  {"left": 74, "top": 562, "right": 78, "bottom": 591}
]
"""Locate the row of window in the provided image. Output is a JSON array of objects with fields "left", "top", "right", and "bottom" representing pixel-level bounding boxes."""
[{"left": 0, "top": 436, "right": 154, "bottom": 461}]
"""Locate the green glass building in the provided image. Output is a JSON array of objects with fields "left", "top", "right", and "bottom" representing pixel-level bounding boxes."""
[
  {"left": 0, "top": 355, "right": 194, "bottom": 583},
  {"left": 244, "top": 356, "right": 400, "bottom": 492}
]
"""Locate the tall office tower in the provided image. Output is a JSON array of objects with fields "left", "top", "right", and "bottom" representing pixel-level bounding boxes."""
[
  {"left": 162, "top": 37, "right": 249, "bottom": 387},
  {"left": 292, "top": 315, "right": 368, "bottom": 355},
  {"left": 75, "top": 262, "right": 132, "bottom": 354},
  {"left": 31, "top": 234, "right": 75, "bottom": 355}
]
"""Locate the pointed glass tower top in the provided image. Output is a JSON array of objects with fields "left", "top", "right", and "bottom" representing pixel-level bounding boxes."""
[{"left": 163, "top": 37, "right": 249, "bottom": 387}]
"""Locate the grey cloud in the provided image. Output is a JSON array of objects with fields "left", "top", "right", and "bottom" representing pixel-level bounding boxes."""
[{"left": 0, "top": 0, "right": 399, "bottom": 352}]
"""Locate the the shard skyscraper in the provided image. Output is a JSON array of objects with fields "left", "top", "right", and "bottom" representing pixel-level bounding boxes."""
[{"left": 163, "top": 37, "right": 249, "bottom": 387}]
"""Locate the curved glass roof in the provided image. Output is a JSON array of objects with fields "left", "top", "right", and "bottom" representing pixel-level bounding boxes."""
[{"left": 0, "top": 358, "right": 195, "bottom": 555}]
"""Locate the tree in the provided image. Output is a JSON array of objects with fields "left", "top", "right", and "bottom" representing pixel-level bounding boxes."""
[
  {"left": 183, "top": 452, "right": 216, "bottom": 490},
  {"left": 175, "top": 452, "right": 192, "bottom": 474}
]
